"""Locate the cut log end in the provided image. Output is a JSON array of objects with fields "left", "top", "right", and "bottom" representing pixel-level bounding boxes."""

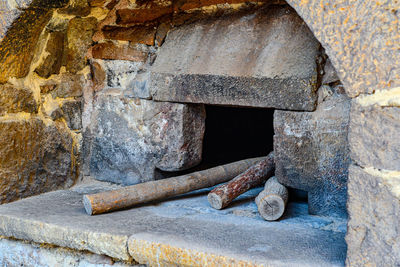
[
  {"left": 257, "top": 194, "right": 285, "bottom": 221},
  {"left": 83, "top": 195, "right": 93, "bottom": 215},
  {"left": 207, "top": 192, "right": 224, "bottom": 210},
  {"left": 255, "top": 176, "right": 288, "bottom": 221}
]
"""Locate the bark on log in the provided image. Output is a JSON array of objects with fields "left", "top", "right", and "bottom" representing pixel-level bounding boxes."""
[
  {"left": 255, "top": 176, "right": 288, "bottom": 221},
  {"left": 83, "top": 157, "right": 266, "bottom": 215},
  {"left": 207, "top": 152, "right": 274, "bottom": 210}
]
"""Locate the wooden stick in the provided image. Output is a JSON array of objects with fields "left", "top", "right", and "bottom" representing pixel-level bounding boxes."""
[
  {"left": 207, "top": 152, "right": 274, "bottom": 210},
  {"left": 255, "top": 176, "right": 288, "bottom": 221},
  {"left": 83, "top": 157, "right": 266, "bottom": 215}
]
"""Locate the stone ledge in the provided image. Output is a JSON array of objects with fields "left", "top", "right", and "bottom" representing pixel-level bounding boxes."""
[{"left": 0, "top": 180, "right": 347, "bottom": 266}]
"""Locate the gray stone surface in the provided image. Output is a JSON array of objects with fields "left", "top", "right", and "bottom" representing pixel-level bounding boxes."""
[
  {"left": 103, "top": 60, "right": 147, "bottom": 94},
  {"left": 0, "top": 117, "right": 78, "bottom": 204},
  {"left": 346, "top": 164, "right": 400, "bottom": 266},
  {"left": 88, "top": 96, "right": 205, "bottom": 185},
  {"left": 274, "top": 86, "right": 351, "bottom": 217},
  {"left": 0, "top": 180, "right": 347, "bottom": 266},
  {"left": 0, "top": 238, "right": 139, "bottom": 267},
  {"left": 61, "top": 99, "right": 83, "bottom": 130},
  {"left": 149, "top": 5, "right": 321, "bottom": 111},
  {"left": 349, "top": 102, "right": 400, "bottom": 171}
]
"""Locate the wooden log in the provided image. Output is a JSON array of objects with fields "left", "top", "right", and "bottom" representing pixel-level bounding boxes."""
[
  {"left": 83, "top": 156, "right": 266, "bottom": 215},
  {"left": 255, "top": 176, "right": 288, "bottom": 221},
  {"left": 207, "top": 152, "right": 274, "bottom": 210}
]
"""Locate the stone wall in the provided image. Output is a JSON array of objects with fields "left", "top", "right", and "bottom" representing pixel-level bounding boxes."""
[
  {"left": 284, "top": 0, "right": 400, "bottom": 266},
  {"left": 0, "top": 0, "right": 107, "bottom": 203}
]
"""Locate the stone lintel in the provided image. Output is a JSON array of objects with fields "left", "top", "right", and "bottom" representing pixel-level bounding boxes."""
[
  {"left": 151, "top": 73, "right": 317, "bottom": 111},
  {"left": 149, "top": 5, "right": 321, "bottom": 111}
]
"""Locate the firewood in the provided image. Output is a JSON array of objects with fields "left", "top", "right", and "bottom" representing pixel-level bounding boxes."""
[
  {"left": 255, "top": 176, "right": 288, "bottom": 221},
  {"left": 83, "top": 157, "right": 266, "bottom": 215},
  {"left": 207, "top": 152, "right": 274, "bottom": 210}
]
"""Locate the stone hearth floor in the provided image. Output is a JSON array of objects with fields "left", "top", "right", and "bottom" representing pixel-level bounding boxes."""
[{"left": 0, "top": 179, "right": 347, "bottom": 266}]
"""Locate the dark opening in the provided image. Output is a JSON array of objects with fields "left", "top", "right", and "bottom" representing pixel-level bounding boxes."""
[{"left": 202, "top": 105, "right": 274, "bottom": 167}]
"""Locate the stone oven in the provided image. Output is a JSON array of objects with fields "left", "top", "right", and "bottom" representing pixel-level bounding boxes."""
[
  {"left": 0, "top": 0, "right": 398, "bottom": 266},
  {"left": 85, "top": 3, "right": 350, "bottom": 218}
]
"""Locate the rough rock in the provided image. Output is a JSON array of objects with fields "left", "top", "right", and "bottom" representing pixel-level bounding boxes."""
[
  {"left": 100, "top": 59, "right": 153, "bottom": 99},
  {"left": 50, "top": 73, "right": 85, "bottom": 98},
  {"left": 90, "top": 41, "right": 149, "bottom": 62},
  {"left": 101, "top": 25, "right": 157, "bottom": 45},
  {"left": 0, "top": 117, "right": 78, "bottom": 203},
  {"left": 35, "top": 30, "right": 65, "bottom": 78},
  {"left": 322, "top": 58, "right": 340, "bottom": 85},
  {"left": 89, "top": 60, "right": 106, "bottom": 91},
  {"left": 0, "top": 0, "right": 69, "bottom": 39},
  {"left": 346, "top": 164, "right": 400, "bottom": 266},
  {"left": 174, "top": 0, "right": 285, "bottom": 12},
  {"left": 103, "top": 59, "right": 145, "bottom": 89},
  {"left": 59, "top": 0, "right": 91, "bottom": 17},
  {"left": 0, "top": 84, "right": 37, "bottom": 116},
  {"left": 150, "top": 5, "right": 321, "bottom": 111},
  {"left": 0, "top": 238, "right": 136, "bottom": 267},
  {"left": 116, "top": 7, "right": 173, "bottom": 25},
  {"left": 41, "top": 96, "right": 63, "bottom": 120},
  {"left": 0, "top": 9, "right": 53, "bottom": 83},
  {"left": 349, "top": 102, "right": 400, "bottom": 171},
  {"left": 61, "top": 100, "right": 82, "bottom": 130},
  {"left": 285, "top": 0, "right": 400, "bottom": 96},
  {"left": 66, "top": 17, "right": 97, "bottom": 73},
  {"left": 274, "top": 87, "right": 351, "bottom": 217},
  {"left": 88, "top": 96, "right": 205, "bottom": 185}
]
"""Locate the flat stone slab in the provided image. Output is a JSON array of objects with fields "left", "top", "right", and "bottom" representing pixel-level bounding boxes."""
[
  {"left": 0, "top": 180, "right": 346, "bottom": 266},
  {"left": 149, "top": 5, "right": 321, "bottom": 111}
]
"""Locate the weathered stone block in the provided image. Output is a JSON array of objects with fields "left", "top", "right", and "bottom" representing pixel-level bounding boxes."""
[
  {"left": 88, "top": 96, "right": 205, "bottom": 185},
  {"left": 35, "top": 30, "right": 65, "bottom": 78},
  {"left": 66, "top": 17, "right": 97, "bottom": 73},
  {"left": 349, "top": 102, "right": 400, "bottom": 171},
  {"left": 0, "top": 117, "right": 78, "bottom": 203},
  {"left": 103, "top": 60, "right": 145, "bottom": 88},
  {"left": 90, "top": 41, "right": 148, "bottom": 62},
  {"left": 98, "top": 59, "right": 153, "bottom": 99},
  {"left": 0, "top": 9, "right": 53, "bottom": 83},
  {"left": 274, "top": 90, "right": 351, "bottom": 217},
  {"left": 59, "top": 0, "right": 91, "bottom": 17},
  {"left": 116, "top": 7, "right": 173, "bottom": 25},
  {"left": 90, "top": 60, "right": 106, "bottom": 91},
  {"left": 61, "top": 100, "right": 82, "bottom": 130},
  {"left": 0, "top": 84, "right": 37, "bottom": 116},
  {"left": 0, "top": 238, "right": 134, "bottom": 267},
  {"left": 101, "top": 25, "right": 157, "bottom": 45},
  {"left": 50, "top": 73, "right": 86, "bottom": 98},
  {"left": 346, "top": 164, "right": 400, "bottom": 266},
  {"left": 150, "top": 5, "right": 321, "bottom": 111}
]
